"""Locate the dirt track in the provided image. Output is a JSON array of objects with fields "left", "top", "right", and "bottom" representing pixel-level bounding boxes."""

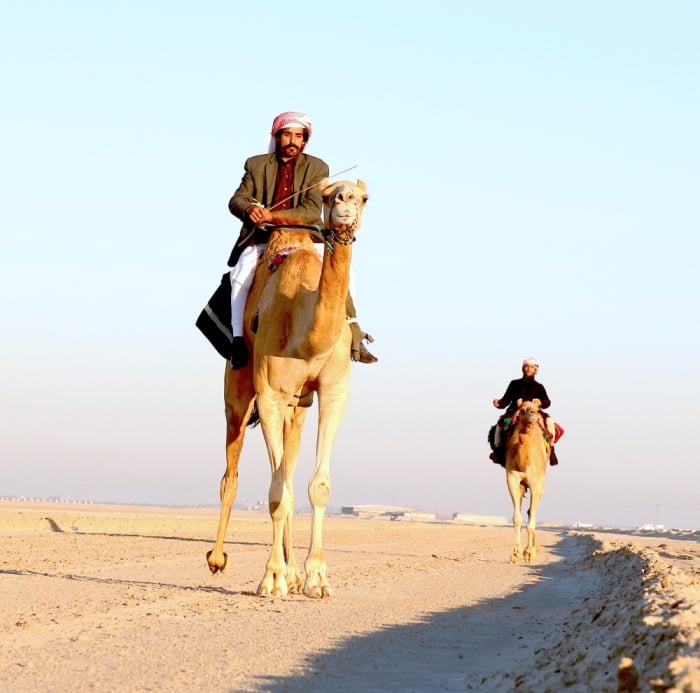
[{"left": 1, "top": 503, "right": 698, "bottom": 692}]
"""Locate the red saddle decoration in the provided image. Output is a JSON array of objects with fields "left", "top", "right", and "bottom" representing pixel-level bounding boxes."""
[{"left": 554, "top": 422, "right": 565, "bottom": 443}]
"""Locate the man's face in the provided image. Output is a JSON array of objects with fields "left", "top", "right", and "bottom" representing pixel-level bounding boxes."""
[
  {"left": 276, "top": 128, "right": 306, "bottom": 159},
  {"left": 523, "top": 363, "right": 538, "bottom": 377}
]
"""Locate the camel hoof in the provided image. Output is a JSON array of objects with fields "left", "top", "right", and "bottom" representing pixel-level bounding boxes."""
[
  {"left": 303, "top": 583, "right": 332, "bottom": 599},
  {"left": 257, "top": 574, "right": 287, "bottom": 597},
  {"left": 206, "top": 550, "right": 228, "bottom": 574}
]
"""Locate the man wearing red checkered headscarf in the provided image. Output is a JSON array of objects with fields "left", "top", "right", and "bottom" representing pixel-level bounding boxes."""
[
  {"left": 266, "top": 111, "right": 313, "bottom": 153},
  {"left": 222, "top": 111, "right": 377, "bottom": 369}
]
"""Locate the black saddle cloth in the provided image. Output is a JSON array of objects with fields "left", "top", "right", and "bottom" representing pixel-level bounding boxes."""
[{"left": 195, "top": 272, "right": 232, "bottom": 359}]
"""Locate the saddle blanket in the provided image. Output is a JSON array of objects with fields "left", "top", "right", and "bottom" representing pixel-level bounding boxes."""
[{"left": 195, "top": 272, "right": 232, "bottom": 359}]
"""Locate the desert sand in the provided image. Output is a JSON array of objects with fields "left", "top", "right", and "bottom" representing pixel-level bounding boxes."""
[{"left": 1, "top": 501, "right": 698, "bottom": 692}]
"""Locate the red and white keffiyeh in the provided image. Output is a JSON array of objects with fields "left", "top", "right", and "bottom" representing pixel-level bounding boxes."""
[{"left": 268, "top": 111, "right": 312, "bottom": 152}]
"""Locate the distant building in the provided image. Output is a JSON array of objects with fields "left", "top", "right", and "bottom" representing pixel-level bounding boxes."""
[
  {"left": 636, "top": 524, "right": 665, "bottom": 532},
  {"left": 340, "top": 505, "right": 427, "bottom": 520}
]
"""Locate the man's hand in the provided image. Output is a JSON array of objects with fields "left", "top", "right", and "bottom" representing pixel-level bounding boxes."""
[
  {"left": 246, "top": 204, "right": 272, "bottom": 226},
  {"left": 492, "top": 398, "right": 501, "bottom": 408}
]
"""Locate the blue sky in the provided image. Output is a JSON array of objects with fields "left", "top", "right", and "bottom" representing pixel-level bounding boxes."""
[{"left": 2, "top": 2, "right": 698, "bottom": 530}]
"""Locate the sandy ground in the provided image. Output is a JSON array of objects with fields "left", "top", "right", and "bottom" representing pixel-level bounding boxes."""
[{"left": 1, "top": 502, "right": 699, "bottom": 692}]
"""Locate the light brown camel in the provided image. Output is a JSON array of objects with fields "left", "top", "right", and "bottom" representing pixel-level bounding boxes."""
[
  {"left": 206, "top": 179, "right": 369, "bottom": 598},
  {"left": 504, "top": 399, "right": 550, "bottom": 563}
]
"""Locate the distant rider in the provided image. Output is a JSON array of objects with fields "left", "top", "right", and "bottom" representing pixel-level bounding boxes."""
[{"left": 489, "top": 357, "right": 559, "bottom": 467}]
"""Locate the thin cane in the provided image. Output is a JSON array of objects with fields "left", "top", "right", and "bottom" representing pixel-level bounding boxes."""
[{"left": 266, "top": 165, "right": 358, "bottom": 211}]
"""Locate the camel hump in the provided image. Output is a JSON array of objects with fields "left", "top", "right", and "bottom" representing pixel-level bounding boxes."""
[{"left": 263, "top": 228, "right": 316, "bottom": 261}]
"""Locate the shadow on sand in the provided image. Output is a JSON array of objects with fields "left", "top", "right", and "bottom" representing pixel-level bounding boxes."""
[{"left": 252, "top": 530, "right": 600, "bottom": 693}]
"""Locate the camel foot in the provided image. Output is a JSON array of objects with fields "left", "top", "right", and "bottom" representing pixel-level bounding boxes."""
[
  {"left": 523, "top": 549, "right": 537, "bottom": 564},
  {"left": 286, "top": 568, "right": 303, "bottom": 595},
  {"left": 206, "top": 550, "right": 228, "bottom": 574},
  {"left": 303, "top": 583, "right": 332, "bottom": 599},
  {"left": 256, "top": 570, "right": 288, "bottom": 597},
  {"left": 509, "top": 550, "right": 522, "bottom": 564},
  {"left": 303, "top": 571, "right": 332, "bottom": 599}
]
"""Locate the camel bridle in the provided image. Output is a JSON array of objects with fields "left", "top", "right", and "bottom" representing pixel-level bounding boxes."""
[
  {"left": 515, "top": 405, "right": 552, "bottom": 447},
  {"left": 324, "top": 187, "right": 362, "bottom": 246},
  {"left": 325, "top": 226, "right": 357, "bottom": 246}
]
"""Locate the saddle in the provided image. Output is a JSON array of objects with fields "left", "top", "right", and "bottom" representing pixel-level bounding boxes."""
[{"left": 487, "top": 413, "right": 565, "bottom": 452}]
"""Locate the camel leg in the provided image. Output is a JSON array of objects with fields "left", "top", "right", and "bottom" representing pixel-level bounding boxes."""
[
  {"left": 524, "top": 479, "right": 545, "bottom": 563},
  {"left": 506, "top": 475, "right": 525, "bottom": 563},
  {"left": 256, "top": 392, "right": 295, "bottom": 597},
  {"left": 206, "top": 364, "right": 255, "bottom": 574},
  {"left": 304, "top": 383, "right": 349, "bottom": 598},
  {"left": 278, "top": 404, "right": 308, "bottom": 594}
]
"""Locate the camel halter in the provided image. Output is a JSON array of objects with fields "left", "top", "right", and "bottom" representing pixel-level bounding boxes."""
[
  {"left": 518, "top": 408, "right": 553, "bottom": 448},
  {"left": 324, "top": 227, "right": 356, "bottom": 246},
  {"left": 323, "top": 189, "right": 360, "bottom": 246}
]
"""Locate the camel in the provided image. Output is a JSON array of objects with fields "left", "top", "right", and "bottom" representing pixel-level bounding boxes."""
[
  {"left": 504, "top": 399, "right": 550, "bottom": 563},
  {"left": 206, "top": 178, "right": 369, "bottom": 598}
]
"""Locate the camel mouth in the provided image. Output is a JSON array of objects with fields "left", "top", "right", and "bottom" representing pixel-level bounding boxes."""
[{"left": 329, "top": 215, "right": 358, "bottom": 231}]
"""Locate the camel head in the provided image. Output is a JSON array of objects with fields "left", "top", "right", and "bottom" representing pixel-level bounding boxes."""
[
  {"left": 516, "top": 400, "right": 542, "bottom": 428},
  {"left": 321, "top": 179, "right": 368, "bottom": 245}
]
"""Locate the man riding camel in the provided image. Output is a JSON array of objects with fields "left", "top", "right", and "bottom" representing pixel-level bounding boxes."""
[
  {"left": 489, "top": 357, "right": 560, "bottom": 467},
  {"left": 226, "top": 110, "right": 377, "bottom": 369}
]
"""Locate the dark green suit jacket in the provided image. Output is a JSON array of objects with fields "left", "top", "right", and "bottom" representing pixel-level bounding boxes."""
[{"left": 227, "top": 152, "right": 329, "bottom": 266}]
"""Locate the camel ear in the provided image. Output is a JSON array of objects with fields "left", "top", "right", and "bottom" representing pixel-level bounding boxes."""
[
  {"left": 532, "top": 398, "right": 541, "bottom": 408},
  {"left": 319, "top": 178, "right": 330, "bottom": 194},
  {"left": 516, "top": 398, "right": 523, "bottom": 408},
  {"left": 355, "top": 179, "right": 369, "bottom": 204}
]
